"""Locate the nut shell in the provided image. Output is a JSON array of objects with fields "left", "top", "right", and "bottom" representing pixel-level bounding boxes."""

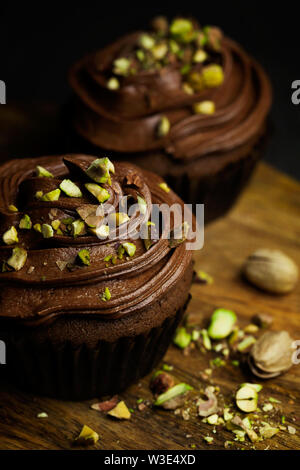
[{"left": 243, "top": 249, "right": 298, "bottom": 294}]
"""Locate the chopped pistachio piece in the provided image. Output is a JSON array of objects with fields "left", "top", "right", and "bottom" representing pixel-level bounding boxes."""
[
  {"left": 269, "top": 397, "right": 281, "bottom": 404},
  {"left": 108, "top": 401, "right": 131, "bottom": 420},
  {"left": 182, "top": 82, "right": 194, "bottom": 95},
  {"left": 19, "top": 214, "right": 32, "bottom": 230},
  {"left": 202, "top": 64, "right": 224, "bottom": 88},
  {"left": 59, "top": 179, "right": 82, "bottom": 198},
  {"left": 42, "top": 223, "right": 54, "bottom": 238},
  {"left": 94, "top": 224, "right": 110, "bottom": 239},
  {"left": 77, "top": 249, "right": 90, "bottom": 266},
  {"left": 136, "top": 49, "right": 145, "bottom": 61},
  {"left": 241, "top": 383, "right": 262, "bottom": 393},
  {"left": 107, "top": 77, "right": 120, "bottom": 90},
  {"left": 35, "top": 190, "right": 44, "bottom": 200},
  {"left": 122, "top": 242, "right": 136, "bottom": 257},
  {"left": 154, "top": 383, "right": 193, "bottom": 407},
  {"left": 193, "top": 49, "right": 208, "bottom": 63},
  {"left": 207, "top": 414, "right": 219, "bottom": 425},
  {"left": 187, "top": 71, "right": 205, "bottom": 92},
  {"left": 157, "top": 116, "right": 170, "bottom": 137},
  {"left": 158, "top": 182, "right": 170, "bottom": 193},
  {"left": 173, "top": 327, "right": 192, "bottom": 349},
  {"left": 36, "top": 165, "right": 54, "bottom": 178},
  {"left": 223, "top": 408, "right": 234, "bottom": 422},
  {"left": 169, "top": 221, "right": 189, "bottom": 248},
  {"left": 191, "top": 329, "right": 200, "bottom": 341},
  {"left": 170, "top": 18, "right": 193, "bottom": 38},
  {"left": 3, "top": 226, "right": 19, "bottom": 245},
  {"left": 51, "top": 219, "right": 61, "bottom": 231},
  {"left": 236, "top": 385, "right": 258, "bottom": 413},
  {"left": 7, "top": 247, "right": 27, "bottom": 271},
  {"left": 113, "top": 57, "right": 130, "bottom": 76},
  {"left": 195, "top": 270, "right": 213, "bottom": 284},
  {"left": 259, "top": 423, "right": 279, "bottom": 439},
  {"left": 237, "top": 335, "right": 256, "bottom": 352},
  {"left": 262, "top": 403, "right": 273, "bottom": 412},
  {"left": 139, "top": 34, "right": 155, "bottom": 50},
  {"left": 41, "top": 189, "right": 61, "bottom": 201},
  {"left": 71, "top": 220, "right": 85, "bottom": 237},
  {"left": 193, "top": 100, "right": 215, "bottom": 115},
  {"left": 85, "top": 183, "right": 110, "bottom": 203},
  {"left": 107, "top": 212, "right": 130, "bottom": 226},
  {"left": 101, "top": 287, "right": 111, "bottom": 301},
  {"left": 86, "top": 157, "right": 115, "bottom": 185},
  {"left": 207, "top": 308, "right": 237, "bottom": 339},
  {"left": 33, "top": 223, "right": 42, "bottom": 233},
  {"left": 137, "top": 195, "right": 147, "bottom": 215},
  {"left": 244, "top": 323, "right": 259, "bottom": 334},
  {"left": 74, "top": 425, "right": 99, "bottom": 446},
  {"left": 169, "top": 39, "right": 180, "bottom": 54},
  {"left": 151, "top": 42, "right": 168, "bottom": 60},
  {"left": 8, "top": 205, "right": 18, "bottom": 212},
  {"left": 203, "top": 436, "right": 214, "bottom": 444},
  {"left": 37, "top": 412, "right": 48, "bottom": 418},
  {"left": 201, "top": 329, "right": 212, "bottom": 350}
]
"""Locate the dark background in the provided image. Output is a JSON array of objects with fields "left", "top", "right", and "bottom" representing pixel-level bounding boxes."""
[{"left": 0, "top": 2, "right": 299, "bottom": 179}]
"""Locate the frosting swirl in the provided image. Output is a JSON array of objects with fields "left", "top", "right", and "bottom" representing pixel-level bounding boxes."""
[
  {"left": 69, "top": 18, "right": 271, "bottom": 160},
  {"left": 0, "top": 155, "right": 193, "bottom": 324}
]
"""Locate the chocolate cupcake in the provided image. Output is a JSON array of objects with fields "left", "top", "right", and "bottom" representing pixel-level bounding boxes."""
[
  {"left": 69, "top": 16, "right": 272, "bottom": 222},
  {"left": 0, "top": 155, "right": 193, "bottom": 399}
]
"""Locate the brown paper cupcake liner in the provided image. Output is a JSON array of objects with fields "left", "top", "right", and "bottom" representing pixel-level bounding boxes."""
[{"left": 4, "top": 299, "right": 189, "bottom": 400}]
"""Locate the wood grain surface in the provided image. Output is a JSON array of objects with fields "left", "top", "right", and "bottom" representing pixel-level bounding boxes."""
[{"left": 0, "top": 163, "right": 299, "bottom": 451}]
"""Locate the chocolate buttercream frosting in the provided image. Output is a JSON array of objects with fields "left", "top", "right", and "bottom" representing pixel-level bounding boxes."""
[
  {"left": 69, "top": 17, "right": 272, "bottom": 160},
  {"left": 0, "top": 155, "right": 193, "bottom": 325}
]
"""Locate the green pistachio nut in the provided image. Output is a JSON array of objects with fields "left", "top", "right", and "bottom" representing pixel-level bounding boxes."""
[
  {"left": 193, "top": 49, "right": 208, "bottom": 63},
  {"left": 193, "top": 100, "right": 215, "bottom": 115},
  {"left": 154, "top": 383, "right": 193, "bottom": 406},
  {"left": 101, "top": 286, "right": 111, "bottom": 301},
  {"left": 107, "top": 77, "right": 120, "bottom": 90},
  {"left": 139, "top": 34, "right": 155, "bottom": 50},
  {"left": 41, "top": 189, "right": 61, "bottom": 201},
  {"left": 170, "top": 18, "right": 193, "bottom": 38},
  {"left": 202, "top": 64, "right": 224, "bottom": 88},
  {"left": 2, "top": 226, "right": 19, "bottom": 245},
  {"left": 108, "top": 212, "right": 130, "bottom": 226},
  {"left": 19, "top": 214, "right": 32, "bottom": 230},
  {"left": 77, "top": 248, "right": 90, "bottom": 266},
  {"left": 93, "top": 224, "right": 110, "bottom": 239},
  {"left": 85, "top": 183, "right": 110, "bottom": 203},
  {"left": 36, "top": 165, "right": 54, "bottom": 178},
  {"left": 173, "top": 327, "right": 192, "bottom": 349},
  {"left": 207, "top": 308, "right": 237, "bottom": 339},
  {"left": 137, "top": 195, "right": 147, "bottom": 215},
  {"left": 7, "top": 246, "right": 27, "bottom": 271},
  {"left": 151, "top": 42, "right": 168, "bottom": 60},
  {"left": 8, "top": 205, "right": 18, "bottom": 212},
  {"left": 113, "top": 57, "right": 131, "bottom": 76},
  {"left": 51, "top": 219, "right": 61, "bottom": 231},
  {"left": 157, "top": 116, "right": 170, "bottom": 138},
  {"left": 86, "top": 157, "right": 115, "bottom": 185},
  {"left": 42, "top": 223, "right": 54, "bottom": 239},
  {"left": 187, "top": 71, "right": 205, "bottom": 92},
  {"left": 71, "top": 220, "right": 85, "bottom": 238},
  {"left": 33, "top": 223, "right": 42, "bottom": 233},
  {"left": 59, "top": 179, "right": 82, "bottom": 198},
  {"left": 122, "top": 242, "right": 136, "bottom": 257}
]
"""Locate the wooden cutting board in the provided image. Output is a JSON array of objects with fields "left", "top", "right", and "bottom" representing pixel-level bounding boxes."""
[{"left": 0, "top": 163, "right": 299, "bottom": 451}]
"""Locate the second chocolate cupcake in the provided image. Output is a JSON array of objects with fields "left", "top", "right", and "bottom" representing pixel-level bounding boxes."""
[{"left": 69, "top": 16, "right": 272, "bottom": 222}]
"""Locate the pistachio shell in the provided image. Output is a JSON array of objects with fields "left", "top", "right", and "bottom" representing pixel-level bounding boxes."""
[
  {"left": 243, "top": 249, "right": 298, "bottom": 294},
  {"left": 250, "top": 331, "right": 294, "bottom": 376}
]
